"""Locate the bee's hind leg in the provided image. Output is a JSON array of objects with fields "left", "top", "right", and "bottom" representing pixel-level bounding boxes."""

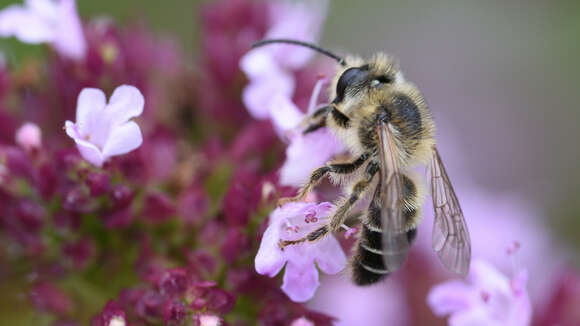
[
  {"left": 277, "top": 152, "right": 371, "bottom": 207},
  {"left": 279, "top": 161, "right": 379, "bottom": 249}
]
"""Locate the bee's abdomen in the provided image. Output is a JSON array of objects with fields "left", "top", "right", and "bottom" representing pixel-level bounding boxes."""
[
  {"left": 351, "top": 174, "right": 420, "bottom": 286},
  {"left": 352, "top": 222, "right": 389, "bottom": 285}
]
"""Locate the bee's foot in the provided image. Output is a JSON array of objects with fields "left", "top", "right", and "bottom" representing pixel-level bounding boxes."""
[{"left": 278, "top": 238, "right": 305, "bottom": 250}]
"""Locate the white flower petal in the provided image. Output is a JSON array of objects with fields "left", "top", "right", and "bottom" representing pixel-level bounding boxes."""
[
  {"left": 279, "top": 129, "right": 343, "bottom": 187},
  {"left": 75, "top": 88, "right": 106, "bottom": 134},
  {"left": 269, "top": 93, "right": 303, "bottom": 135},
  {"left": 0, "top": 5, "right": 54, "bottom": 42},
  {"left": 52, "top": 0, "right": 86, "bottom": 60},
  {"left": 242, "top": 73, "right": 294, "bottom": 120},
  {"left": 255, "top": 218, "right": 285, "bottom": 277},
  {"left": 106, "top": 85, "right": 145, "bottom": 124},
  {"left": 25, "top": 0, "right": 58, "bottom": 18},
  {"left": 73, "top": 137, "right": 104, "bottom": 167},
  {"left": 427, "top": 280, "right": 474, "bottom": 316},
  {"left": 281, "top": 261, "right": 319, "bottom": 302},
  {"left": 239, "top": 50, "right": 279, "bottom": 79},
  {"left": 102, "top": 121, "right": 142, "bottom": 158},
  {"left": 313, "top": 235, "right": 346, "bottom": 274}
]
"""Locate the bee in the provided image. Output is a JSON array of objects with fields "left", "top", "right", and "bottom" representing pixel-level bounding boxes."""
[{"left": 251, "top": 39, "right": 471, "bottom": 285}]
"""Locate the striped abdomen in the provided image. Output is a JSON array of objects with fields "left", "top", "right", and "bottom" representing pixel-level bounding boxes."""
[{"left": 351, "top": 174, "right": 420, "bottom": 285}]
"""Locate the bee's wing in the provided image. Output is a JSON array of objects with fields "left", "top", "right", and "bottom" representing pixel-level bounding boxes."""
[
  {"left": 429, "top": 147, "right": 471, "bottom": 276},
  {"left": 377, "top": 121, "right": 410, "bottom": 272}
]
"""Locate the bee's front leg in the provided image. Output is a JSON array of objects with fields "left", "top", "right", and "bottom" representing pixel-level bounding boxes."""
[
  {"left": 301, "top": 105, "right": 331, "bottom": 134},
  {"left": 277, "top": 153, "right": 370, "bottom": 207}
]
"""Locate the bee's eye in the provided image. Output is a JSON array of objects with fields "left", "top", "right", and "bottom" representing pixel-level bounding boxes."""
[
  {"left": 370, "top": 75, "right": 394, "bottom": 88},
  {"left": 335, "top": 65, "right": 369, "bottom": 103}
]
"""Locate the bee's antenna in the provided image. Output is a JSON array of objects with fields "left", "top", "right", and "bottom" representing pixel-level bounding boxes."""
[{"left": 251, "top": 39, "right": 346, "bottom": 66}]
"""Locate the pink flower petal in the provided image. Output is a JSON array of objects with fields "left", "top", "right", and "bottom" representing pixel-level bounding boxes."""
[
  {"left": 427, "top": 280, "right": 474, "bottom": 316},
  {"left": 73, "top": 137, "right": 104, "bottom": 167},
  {"left": 255, "top": 214, "right": 285, "bottom": 277},
  {"left": 53, "top": 0, "right": 85, "bottom": 60},
  {"left": 26, "top": 0, "right": 58, "bottom": 18},
  {"left": 106, "top": 85, "right": 145, "bottom": 124},
  {"left": 15, "top": 122, "right": 42, "bottom": 151},
  {"left": 107, "top": 85, "right": 145, "bottom": 124},
  {"left": 75, "top": 88, "right": 106, "bottom": 134},
  {"left": 290, "top": 317, "right": 314, "bottom": 326},
  {"left": 266, "top": 1, "right": 327, "bottom": 69},
  {"left": 101, "top": 121, "right": 142, "bottom": 158},
  {"left": 269, "top": 93, "right": 303, "bottom": 136},
  {"left": 313, "top": 236, "right": 347, "bottom": 275},
  {"left": 470, "top": 260, "right": 510, "bottom": 294},
  {"left": 279, "top": 129, "right": 343, "bottom": 187},
  {"left": 239, "top": 50, "right": 279, "bottom": 80},
  {"left": 281, "top": 261, "right": 319, "bottom": 302},
  {"left": 0, "top": 4, "right": 54, "bottom": 42},
  {"left": 449, "top": 307, "right": 489, "bottom": 326},
  {"left": 242, "top": 73, "right": 294, "bottom": 120}
]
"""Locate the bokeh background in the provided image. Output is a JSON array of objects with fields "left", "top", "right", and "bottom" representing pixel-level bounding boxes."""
[{"left": 1, "top": 0, "right": 579, "bottom": 325}]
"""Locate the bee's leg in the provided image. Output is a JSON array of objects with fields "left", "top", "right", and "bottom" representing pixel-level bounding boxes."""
[
  {"left": 330, "top": 106, "right": 350, "bottom": 128},
  {"left": 329, "top": 161, "right": 379, "bottom": 231},
  {"left": 279, "top": 161, "right": 379, "bottom": 248},
  {"left": 303, "top": 106, "right": 330, "bottom": 134},
  {"left": 277, "top": 153, "right": 370, "bottom": 206}
]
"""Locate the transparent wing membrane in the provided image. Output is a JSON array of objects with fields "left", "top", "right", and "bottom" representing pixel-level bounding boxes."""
[
  {"left": 430, "top": 147, "right": 471, "bottom": 276},
  {"left": 377, "top": 121, "right": 410, "bottom": 272}
]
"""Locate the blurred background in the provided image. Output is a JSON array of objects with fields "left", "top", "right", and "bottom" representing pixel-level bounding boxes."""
[{"left": 1, "top": 0, "right": 579, "bottom": 325}]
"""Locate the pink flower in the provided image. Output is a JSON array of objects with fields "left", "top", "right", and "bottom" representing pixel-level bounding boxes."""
[
  {"left": 239, "top": 0, "right": 327, "bottom": 119},
  {"left": 428, "top": 258, "right": 531, "bottom": 326},
  {"left": 65, "top": 85, "right": 144, "bottom": 167},
  {"left": 195, "top": 314, "right": 222, "bottom": 326},
  {"left": 416, "top": 187, "right": 564, "bottom": 303},
  {"left": 271, "top": 79, "right": 343, "bottom": 187},
  {"left": 0, "top": 0, "right": 86, "bottom": 60},
  {"left": 15, "top": 122, "right": 42, "bottom": 151},
  {"left": 255, "top": 202, "right": 346, "bottom": 302},
  {"left": 290, "top": 317, "right": 314, "bottom": 326}
]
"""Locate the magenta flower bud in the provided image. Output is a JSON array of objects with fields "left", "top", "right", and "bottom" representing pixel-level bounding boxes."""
[
  {"left": 220, "top": 229, "right": 250, "bottom": 264},
  {"left": 163, "top": 300, "right": 187, "bottom": 326},
  {"left": 16, "top": 200, "right": 45, "bottom": 231},
  {"left": 62, "top": 238, "right": 95, "bottom": 269},
  {"left": 103, "top": 206, "right": 133, "bottom": 229},
  {"left": 187, "top": 250, "right": 217, "bottom": 275},
  {"left": 223, "top": 170, "right": 260, "bottom": 227},
  {"left": 91, "top": 301, "right": 126, "bottom": 326},
  {"left": 190, "top": 297, "right": 207, "bottom": 311},
  {"left": 86, "top": 172, "right": 110, "bottom": 196},
  {"left": 37, "top": 162, "right": 57, "bottom": 199},
  {"left": 206, "top": 288, "right": 235, "bottom": 314},
  {"left": 135, "top": 291, "right": 164, "bottom": 321},
  {"left": 158, "top": 268, "right": 189, "bottom": 297},
  {"left": 62, "top": 186, "right": 91, "bottom": 213},
  {"left": 29, "top": 282, "right": 73, "bottom": 316},
  {"left": 2, "top": 146, "right": 34, "bottom": 180},
  {"left": 178, "top": 186, "right": 209, "bottom": 226},
  {"left": 110, "top": 184, "right": 134, "bottom": 209},
  {"left": 53, "top": 212, "right": 81, "bottom": 231},
  {"left": 144, "top": 192, "right": 176, "bottom": 222}
]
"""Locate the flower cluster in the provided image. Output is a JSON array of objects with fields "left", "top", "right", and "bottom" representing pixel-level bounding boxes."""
[{"left": 1, "top": 0, "right": 579, "bottom": 325}]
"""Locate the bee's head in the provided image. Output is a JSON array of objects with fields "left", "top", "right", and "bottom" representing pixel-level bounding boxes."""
[{"left": 331, "top": 53, "right": 403, "bottom": 106}]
